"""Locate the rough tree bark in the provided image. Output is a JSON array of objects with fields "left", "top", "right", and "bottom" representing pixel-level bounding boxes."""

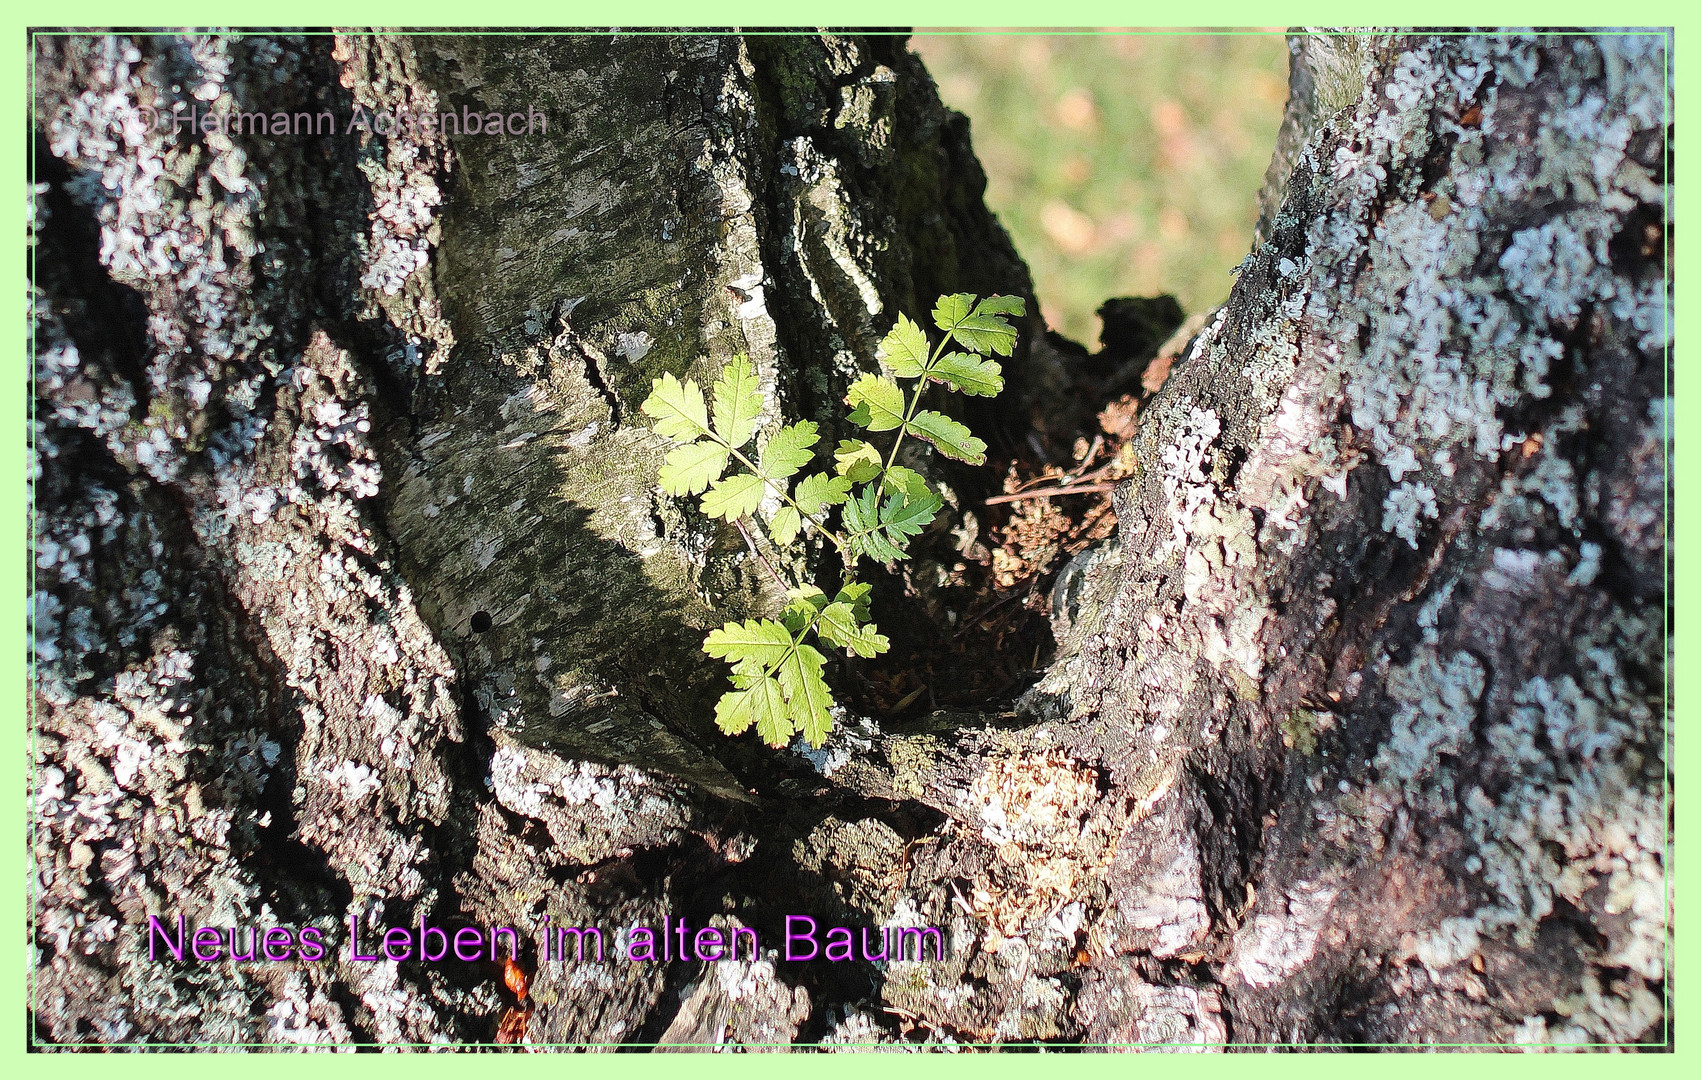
[{"left": 29, "top": 30, "right": 1668, "bottom": 1049}]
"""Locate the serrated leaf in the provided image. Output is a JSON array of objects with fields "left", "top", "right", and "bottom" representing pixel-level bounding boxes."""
[
  {"left": 778, "top": 643, "right": 834, "bottom": 747},
  {"left": 933, "top": 294, "right": 1024, "bottom": 357},
  {"left": 788, "top": 583, "right": 829, "bottom": 602},
  {"left": 843, "top": 486, "right": 908, "bottom": 563},
  {"left": 794, "top": 471, "right": 853, "bottom": 515},
  {"left": 657, "top": 440, "right": 729, "bottom": 495},
  {"left": 817, "top": 602, "right": 891, "bottom": 659},
  {"left": 815, "top": 602, "right": 859, "bottom": 649},
  {"left": 856, "top": 530, "right": 907, "bottom": 564},
  {"left": 844, "top": 485, "right": 940, "bottom": 564},
  {"left": 729, "top": 656, "right": 766, "bottom": 689},
  {"left": 845, "top": 374, "right": 906, "bottom": 432},
  {"left": 785, "top": 584, "right": 829, "bottom": 614},
  {"left": 641, "top": 373, "right": 711, "bottom": 440},
  {"left": 905, "top": 410, "right": 987, "bottom": 465},
  {"left": 833, "top": 582, "right": 873, "bottom": 622},
  {"left": 715, "top": 677, "right": 789, "bottom": 741},
  {"left": 756, "top": 700, "right": 797, "bottom": 743},
  {"left": 710, "top": 355, "right": 762, "bottom": 448},
  {"left": 833, "top": 440, "right": 883, "bottom": 484},
  {"left": 974, "top": 295, "right": 1027, "bottom": 316},
  {"left": 703, "top": 618, "right": 794, "bottom": 665},
  {"left": 876, "top": 313, "right": 930, "bottom": 378},
  {"left": 844, "top": 622, "right": 891, "bottom": 659},
  {"left": 880, "top": 487, "right": 944, "bottom": 545},
  {"left": 930, "top": 352, "right": 1005, "bottom": 397},
  {"left": 758, "top": 420, "right": 818, "bottom": 480},
  {"left": 780, "top": 586, "right": 828, "bottom": 633},
  {"left": 699, "top": 471, "right": 765, "bottom": 521},
  {"left": 932, "top": 293, "right": 975, "bottom": 335},
  {"left": 769, "top": 505, "right": 801, "bottom": 546},
  {"left": 779, "top": 603, "right": 810, "bottom": 635},
  {"left": 881, "top": 465, "right": 932, "bottom": 500},
  {"left": 952, "top": 315, "right": 1020, "bottom": 357}
]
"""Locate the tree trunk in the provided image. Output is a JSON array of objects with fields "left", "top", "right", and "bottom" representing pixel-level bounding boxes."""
[{"left": 30, "top": 30, "right": 1667, "bottom": 1049}]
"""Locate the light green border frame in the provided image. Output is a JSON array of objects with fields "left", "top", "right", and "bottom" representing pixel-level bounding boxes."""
[{"left": 7, "top": 2, "right": 1689, "bottom": 1071}]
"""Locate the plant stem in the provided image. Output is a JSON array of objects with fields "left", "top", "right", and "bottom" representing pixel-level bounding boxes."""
[
  {"left": 720, "top": 442, "right": 850, "bottom": 555},
  {"left": 881, "top": 332, "right": 953, "bottom": 475},
  {"left": 743, "top": 602, "right": 830, "bottom": 687},
  {"left": 733, "top": 518, "right": 789, "bottom": 591}
]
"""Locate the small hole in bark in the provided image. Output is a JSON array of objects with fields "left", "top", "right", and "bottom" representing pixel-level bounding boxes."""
[{"left": 470, "top": 611, "right": 493, "bottom": 633}]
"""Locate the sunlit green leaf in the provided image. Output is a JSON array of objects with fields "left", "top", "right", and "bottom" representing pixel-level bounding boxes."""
[
  {"left": 769, "top": 505, "right": 802, "bottom": 546},
  {"left": 932, "top": 293, "right": 975, "bottom": 335},
  {"left": 710, "top": 355, "right": 762, "bottom": 448},
  {"left": 817, "top": 602, "right": 891, "bottom": 659},
  {"left": 880, "top": 487, "right": 944, "bottom": 545},
  {"left": 778, "top": 643, "right": 834, "bottom": 747},
  {"left": 845, "top": 374, "right": 906, "bottom": 432},
  {"left": 794, "top": 471, "right": 853, "bottom": 515},
  {"left": 715, "top": 675, "right": 789, "bottom": 742},
  {"left": 703, "top": 618, "right": 794, "bottom": 665},
  {"left": 843, "top": 485, "right": 941, "bottom": 564},
  {"left": 759, "top": 421, "right": 819, "bottom": 480},
  {"left": 657, "top": 440, "right": 729, "bottom": 496},
  {"left": 881, "top": 465, "right": 932, "bottom": 500},
  {"left": 781, "top": 585, "right": 829, "bottom": 633},
  {"left": 833, "top": 440, "right": 883, "bottom": 484},
  {"left": 877, "top": 313, "right": 930, "bottom": 378},
  {"left": 930, "top": 352, "right": 1005, "bottom": 397},
  {"left": 843, "top": 486, "right": 907, "bottom": 563},
  {"left": 700, "top": 471, "right": 765, "bottom": 520},
  {"left": 641, "top": 373, "right": 711, "bottom": 440},
  {"left": 974, "top": 295, "right": 1027, "bottom": 316},
  {"left": 905, "top": 410, "right": 987, "bottom": 465},
  {"left": 932, "top": 294, "right": 1025, "bottom": 357},
  {"left": 833, "top": 582, "right": 873, "bottom": 622}
]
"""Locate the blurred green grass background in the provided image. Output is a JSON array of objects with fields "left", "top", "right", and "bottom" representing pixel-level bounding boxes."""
[{"left": 911, "top": 32, "right": 1289, "bottom": 345}]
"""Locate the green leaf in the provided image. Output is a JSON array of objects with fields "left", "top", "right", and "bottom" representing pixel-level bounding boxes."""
[
  {"left": 657, "top": 440, "right": 729, "bottom": 496},
  {"left": 931, "top": 293, "right": 975, "bottom": 335},
  {"left": 794, "top": 471, "right": 853, "bottom": 515},
  {"left": 711, "top": 355, "right": 762, "bottom": 448},
  {"left": 881, "top": 465, "right": 932, "bottom": 500},
  {"left": 843, "top": 485, "right": 942, "bottom": 563},
  {"left": 769, "top": 505, "right": 802, "bottom": 546},
  {"left": 703, "top": 618, "right": 794, "bottom": 665},
  {"left": 876, "top": 313, "right": 931, "bottom": 378},
  {"left": 930, "top": 352, "right": 1005, "bottom": 397},
  {"left": 816, "top": 602, "right": 859, "bottom": 647},
  {"left": 833, "top": 440, "right": 883, "bottom": 484},
  {"left": 880, "top": 487, "right": 944, "bottom": 545},
  {"left": 778, "top": 643, "right": 834, "bottom": 747},
  {"left": 729, "top": 656, "right": 767, "bottom": 689},
  {"left": 715, "top": 677, "right": 789, "bottom": 742},
  {"left": 974, "top": 295, "right": 1027, "bottom": 316},
  {"left": 758, "top": 420, "right": 819, "bottom": 480},
  {"left": 905, "top": 410, "right": 987, "bottom": 465},
  {"left": 699, "top": 471, "right": 765, "bottom": 520},
  {"left": 641, "top": 373, "right": 711, "bottom": 440},
  {"left": 781, "top": 585, "right": 829, "bottom": 633},
  {"left": 843, "top": 486, "right": 907, "bottom": 563},
  {"left": 932, "top": 294, "right": 1025, "bottom": 357},
  {"left": 817, "top": 602, "right": 891, "bottom": 659},
  {"left": 833, "top": 582, "right": 873, "bottom": 622},
  {"left": 845, "top": 374, "right": 906, "bottom": 432}
]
